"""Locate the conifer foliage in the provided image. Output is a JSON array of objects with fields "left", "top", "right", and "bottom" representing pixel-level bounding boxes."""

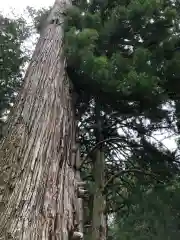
[
  {"left": 65, "top": 0, "right": 180, "bottom": 118},
  {"left": 63, "top": 0, "right": 180, "bottom": 239}
]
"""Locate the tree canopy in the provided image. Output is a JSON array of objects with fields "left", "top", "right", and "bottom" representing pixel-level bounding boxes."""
[{"left": 63, "top": 0, "right": 180, "bottom": 239}]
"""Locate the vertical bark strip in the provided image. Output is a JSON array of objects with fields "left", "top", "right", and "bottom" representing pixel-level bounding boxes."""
[
  {"left": 91, "top": 101, "right": 106, "bottom": 240},
  {"left": 91, "top": 150, "right": 106, "bottom": 240},
  {"left": 0, "top": 0, "right": 83, "bottom": 239}
]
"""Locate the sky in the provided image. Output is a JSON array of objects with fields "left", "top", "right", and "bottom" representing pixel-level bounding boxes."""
[
  {"left": 0, "top": 0, "right": 54, "bottom": 16},
  {"left": 0, "top": 0, "right": 55, "bottom": 63},
  {"left": 0, "top": 0, "right": 178, "bottom": 150}
]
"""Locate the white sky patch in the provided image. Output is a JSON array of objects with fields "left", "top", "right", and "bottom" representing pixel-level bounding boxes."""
[
  {"left": 0, "top": 0, "right": 54, "bottom": 16},
  {"left": 0, "top": 0, "right": 55, "bottom": 54}
]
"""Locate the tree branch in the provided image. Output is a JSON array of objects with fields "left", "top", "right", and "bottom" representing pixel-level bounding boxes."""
[
  {"left": 78, "top": 136, "right": 133, "bottom": 169},
  {"left": 104, "top": 169, "right": 162, "bottom": 190}
]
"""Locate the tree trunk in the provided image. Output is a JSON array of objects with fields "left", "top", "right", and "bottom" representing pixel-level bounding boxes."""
[
  {"left": 0, "top": 0, "right": 83, "bottom": 239},
  {"left": 91, "top": 101, "right": 106, "bottom": 240},
  {"left": 91, "top": 150, "right": 106, "bottom": 240}
]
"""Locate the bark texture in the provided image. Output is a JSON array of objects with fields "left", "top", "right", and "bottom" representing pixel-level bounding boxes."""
[
  {"left": 91, "top": 101, "right": 106, "bottom": 240},
  {"left": 91, "top": 150, "right": 106, "bottom": 240},
  {"left": 0, "top": 0, "right": 83, "bottom": 239}
]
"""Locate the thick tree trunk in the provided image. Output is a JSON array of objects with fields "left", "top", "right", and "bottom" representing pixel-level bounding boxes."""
[{"left": 0, "top": 0, "right": 83, "bottom": 239}]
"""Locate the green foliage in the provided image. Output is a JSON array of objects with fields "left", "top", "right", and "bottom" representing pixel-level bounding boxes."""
[
  {"left": 64, "top": 0, "right": 180, "bottom": 188},
  {"left": 64, "top": 2, "right": 180, "bottom": 239},
  {"left": 65, "top": 27, "right": 99, "bottom": 67},
  {"left": 0, "top": 14, "right": 30, "bottom": 131},
  {"left": 27, "top": 6, "right": 51, "bottom": 33},
  {"left": 109, "top": 178, "right": 180, "bottom": 240},
  {"left": 64, "top": 0, "right": 180, "bottom": 118}
]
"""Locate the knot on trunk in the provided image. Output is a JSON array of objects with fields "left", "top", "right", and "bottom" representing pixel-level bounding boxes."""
[{"left": 76, "top": 181, "right": 88, "bottom": 199}]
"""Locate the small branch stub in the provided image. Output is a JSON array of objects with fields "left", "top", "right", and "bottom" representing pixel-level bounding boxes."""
[
  {"left": 77, "top": 187, "right": 88, "bottom": 199},
  {"left": 71, "top": 231, "right": 83, "bottom": 240}
]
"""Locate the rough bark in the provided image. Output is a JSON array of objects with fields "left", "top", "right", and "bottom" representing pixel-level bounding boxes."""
[{"left": 0, "top": 0, "right": 83, "bottom": 239}]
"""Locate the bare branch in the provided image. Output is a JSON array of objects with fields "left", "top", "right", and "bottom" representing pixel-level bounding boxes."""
[{"left": 78, "top": 137, "right": 137, "bottom": 169}]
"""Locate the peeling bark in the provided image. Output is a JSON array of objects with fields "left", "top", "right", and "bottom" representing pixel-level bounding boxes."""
[{"left": 0, "top": 0, "right": 83, "bottom": 239}]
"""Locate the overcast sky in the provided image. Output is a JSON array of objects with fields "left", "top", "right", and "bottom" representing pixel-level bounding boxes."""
[
  {"left": 0, "top": 0, "right": 54, "bottom": 16},
  {"left": 0, "top": 0, "right": 55, "bottom": 58}
]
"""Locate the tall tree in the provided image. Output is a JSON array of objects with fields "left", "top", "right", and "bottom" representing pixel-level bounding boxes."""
[
  {"left": 0, "top": 0, "right": 84, "bottom": 239},
  {"left": 63, "top": 0, "right": 180, "bottom": 238}
]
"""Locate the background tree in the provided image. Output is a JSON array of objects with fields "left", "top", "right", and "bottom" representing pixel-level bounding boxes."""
[
  {"left": 108, "top": 178, "right": 180, "bottom": 240},
  {"left": 63, "top": 0, "right": 180, "bottom": 239},
  {"left": 0, "top": 14, "right": 30, "bottom": 136}
]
